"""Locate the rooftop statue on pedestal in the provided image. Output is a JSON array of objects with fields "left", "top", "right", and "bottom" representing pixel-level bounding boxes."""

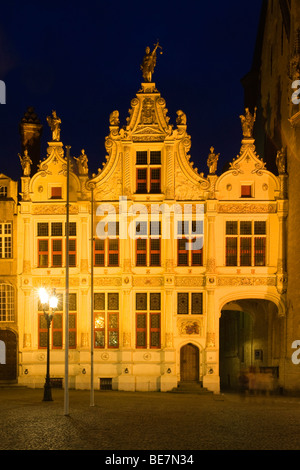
[
  {"left": 140, "top": 41, "right": 163, "bottom": 82},
  {"left": 18, "top": 149, "right": 33, "bottom": 177},
  {"left": 207, "top": 147, "right": 219, "bottom": 174},
  {"left": 239, "top": 107, "right": 257, "bottom": 138},
  {"left": 276, "top": 148, "right": 287, "bottom": 175},
  {"left": 74, "top": 149, "right": 89, "bottom": 176},
  {"left": 46, "top": 110, "right": 61, "bottom": 141}
]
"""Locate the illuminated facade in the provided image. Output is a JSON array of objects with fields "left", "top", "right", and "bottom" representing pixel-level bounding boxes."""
[
  {"left": 8, "top": 76, "right": 286, "bottom": 394},
  {"left": 0, "top": 43, "right": 291, "bottom": 392}
]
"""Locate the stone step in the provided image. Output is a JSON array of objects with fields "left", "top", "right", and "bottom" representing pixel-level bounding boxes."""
[
  {"left": 0, "top": 381, "right": 28, "bottom": 389},
  {"left": 170, "top": 382, "right": 213, "bottom": 394}
]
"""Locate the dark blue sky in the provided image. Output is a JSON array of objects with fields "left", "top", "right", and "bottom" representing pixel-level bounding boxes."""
[{"left": 0, "top": 0, "right": 263, "bottom": 181}]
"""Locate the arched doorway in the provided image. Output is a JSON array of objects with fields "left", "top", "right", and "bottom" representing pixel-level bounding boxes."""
[
  {"left": 180, "top": 343, "right": 199, "bottom": 382},
  {"left": 219, "top": 308, "right": 253, "bottom": 390},
  {"left": 219, "top": 299, "right": 281, "bottom": 392},
  {"left": 0, "top": 330, "right": 17, "bottom": 381}
]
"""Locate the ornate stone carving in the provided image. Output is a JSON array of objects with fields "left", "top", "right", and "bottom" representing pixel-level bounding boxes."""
[
  {"left": 174, "top": 166, "right": 207, "bottom": 200},
  {"left": 251, "top": 159, "right": 267, "bottom": 175},
  {"left": 95, "top": 161, "right": 122, "bottom": 200},
  {"left": 141, "top": 97, "right": 155, "bottom": 124},
  {"left": 217, "top": 276, "right": 276, "bottom": 287},
  {"left": 37, "top": 161, "right": 52, "bottom": 176},
  {"left": 229, "top": 159, "right": 243, "bottom": 175},
  {"left": 178, "top": 319, "right": 203, "bottom": 336},
  {"left": 133, "top": 277, "right": 163, "bottom": 287},
  {"left": 94, "top": 277, "right": 122, "bottom": 287},
  {"left": 33, "top": 204, "right": 78, "bottom": 214},
  {"left": 175, "top": 277, "right": 205, "bottom": 287},
  {"left": 218, "top": 203, "right": 276, "bottom": 213}
]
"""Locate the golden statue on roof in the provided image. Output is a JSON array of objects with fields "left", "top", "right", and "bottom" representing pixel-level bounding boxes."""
[
  {"left": 47, "top": 110, "right": 61, "bottom": 141},
  {"left": 240, "top": 107, "right": 257, "bottom": 138},
  {"left": 141, "top": 41, "right": 163, "bottom": 82}
]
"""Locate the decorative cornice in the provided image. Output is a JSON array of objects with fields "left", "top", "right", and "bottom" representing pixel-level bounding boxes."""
[
  {"left": 218, "top": 203, "right": 277, "bottom": 213},
  {"left": 217, "top": 276, "right": 276, "bottom": 287},
  {"left": 33, "top": 204, "right": 78, "bottom": 214}
]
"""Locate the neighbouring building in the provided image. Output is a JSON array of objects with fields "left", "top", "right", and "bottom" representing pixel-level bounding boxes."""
[
  {"left": 0, "top": 41, "right": 292, "bottom": 393},
  {"left": 0, "top": 174, "right": 18, "bottom": 382},
  {"left": 242, "top": 0, "right": 300, "bottom": 391}
]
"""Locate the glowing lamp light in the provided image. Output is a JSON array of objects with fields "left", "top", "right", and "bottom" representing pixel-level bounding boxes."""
[
  {"left": 49, "top": 293, "right": 58, "bottom": 309},
  {"left": 39, "top": 287, "right": 49, "bottom": 305}
]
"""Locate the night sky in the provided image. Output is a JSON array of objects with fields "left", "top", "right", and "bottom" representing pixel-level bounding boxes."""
[{"left": 0, "top": 0, "right": 263, "bottom": 182}]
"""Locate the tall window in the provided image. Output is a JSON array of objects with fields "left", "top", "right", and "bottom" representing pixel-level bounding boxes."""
[
  {"left": 225, "top": 220, "right": 266, "bottom": 266},
  {"left": 38, "top": 293, "right": 77, "bottom": 349},
  {"left": 136, "top": 292, "right": 161, "bottom": 349},
  {"left": 136, "top": 150, "right": 161, "bottom": 194},
  {"left": 0, "top": 223, "right": 12, "bottom": 259},
  {"left": 0, "top": 284, "right": 14, "bottom": 322},
  {"left": 177, "top": 292, "right": 203, "bottom": 315},
  {"left": 135, "top": 221, "right": 161, "bottom": 266},
  {"left": 94, "top": 293, "right": 119, "bottom": 348},
  {"left": 94, "top": 222, "right": 119, "bottom": 267},
  {"left": 177, "top": 220, "right": 203, "bottom": 266},
  {"left": 37, "top": 222, "right": 76, "bottom": 268}
]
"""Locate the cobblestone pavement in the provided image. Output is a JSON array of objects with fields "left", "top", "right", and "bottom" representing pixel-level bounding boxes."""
[{"left": 0, "top": 387, "right": 300, "bottom": 451}]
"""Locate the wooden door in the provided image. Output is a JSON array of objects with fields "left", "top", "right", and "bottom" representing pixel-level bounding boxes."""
[
  {"left": 0, "top": 330, "right": 17, "bottom": 381},
  {"left": 180, "top": 343, "right": 199, "bottom": 382}
]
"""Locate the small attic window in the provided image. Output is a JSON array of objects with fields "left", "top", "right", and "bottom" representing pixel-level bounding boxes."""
[
  {"left": 241, "top": 185, "right": 252, "bottom": 198},
  {"left": 0, "top": 186, "right": 7, "bottom": 198},
  {"left": 51, "top": 187, "right": 62, "bottom": 199}
]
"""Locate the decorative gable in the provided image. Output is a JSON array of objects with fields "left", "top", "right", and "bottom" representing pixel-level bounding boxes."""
[
  {"left": 28, "top": 142, "right": 81, "bottom": 202},
  {"left": 216, "top": 138, "right": 280, "bottom": 201}
]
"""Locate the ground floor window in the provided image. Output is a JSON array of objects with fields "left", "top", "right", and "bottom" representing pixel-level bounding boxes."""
[
  {"left": 136, "top": 292, "right": 161, "bottom": 348},
  {"left": 94, "top": 292, "right": 119, "bottom": 348},
  {"left": 38, "top": 292, "right": 77, "bottom": 349},
  {"left": 0, "top": 283, "right": 14, "bottom": 322}
]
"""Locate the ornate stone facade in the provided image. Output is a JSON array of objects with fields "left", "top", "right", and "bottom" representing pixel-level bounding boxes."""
[{"left": 4, "top": 50, "right": 287, "bottom": 393}]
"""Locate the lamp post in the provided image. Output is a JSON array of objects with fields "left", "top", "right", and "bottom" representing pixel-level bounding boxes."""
[{"left": 39, "top": 287, "right": 58, "bottom": 402}]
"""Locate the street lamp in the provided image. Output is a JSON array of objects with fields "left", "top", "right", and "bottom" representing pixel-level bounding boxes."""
[{"left": 39, "top": 287, "right": 58, "bottom": 401}]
